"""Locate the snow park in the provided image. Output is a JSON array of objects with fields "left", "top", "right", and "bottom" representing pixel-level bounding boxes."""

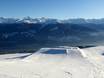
[{"left": 0, "top": 0, "right": 104, "bottom": 78}]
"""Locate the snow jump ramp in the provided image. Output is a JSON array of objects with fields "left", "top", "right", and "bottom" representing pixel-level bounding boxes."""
[{"left": 24, "top": 47, "right": 86, "bottom": 62}]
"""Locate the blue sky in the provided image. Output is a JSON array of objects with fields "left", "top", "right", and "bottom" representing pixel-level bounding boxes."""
[{"left": 0, "top": 0, "right": 104, "bottom": 19}]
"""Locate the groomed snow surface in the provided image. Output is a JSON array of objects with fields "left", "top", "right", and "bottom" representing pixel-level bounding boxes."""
[{"left": 0, "top": 47, "right": 104, "bottom": 78}]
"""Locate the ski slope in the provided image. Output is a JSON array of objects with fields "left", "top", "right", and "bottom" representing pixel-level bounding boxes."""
[{"left": 0, "top": 47, "right": 103, "bottom": 78}]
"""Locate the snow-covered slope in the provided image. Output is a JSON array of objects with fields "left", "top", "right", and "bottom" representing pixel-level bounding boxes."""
[
  {"left": 0, "top": 53, "right": 31, "bottom": 61},
  {"left": 0, "top": 46, "right": 103, "bottom": 78},
  {"left": 83, "top": 46, "right": 104, "bottom": 68}
]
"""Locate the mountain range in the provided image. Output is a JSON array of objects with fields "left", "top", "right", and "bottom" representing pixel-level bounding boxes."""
[
  {"left": 0, "top": 17, "right": 104, "bottom": 53},
  {"left": 1, "top": 17, "right": 104, "bottom": 24}
]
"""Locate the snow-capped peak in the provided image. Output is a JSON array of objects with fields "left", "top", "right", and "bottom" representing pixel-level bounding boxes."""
[{"left": 0, "top": 17, "right": 104, "bottom": 24}]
